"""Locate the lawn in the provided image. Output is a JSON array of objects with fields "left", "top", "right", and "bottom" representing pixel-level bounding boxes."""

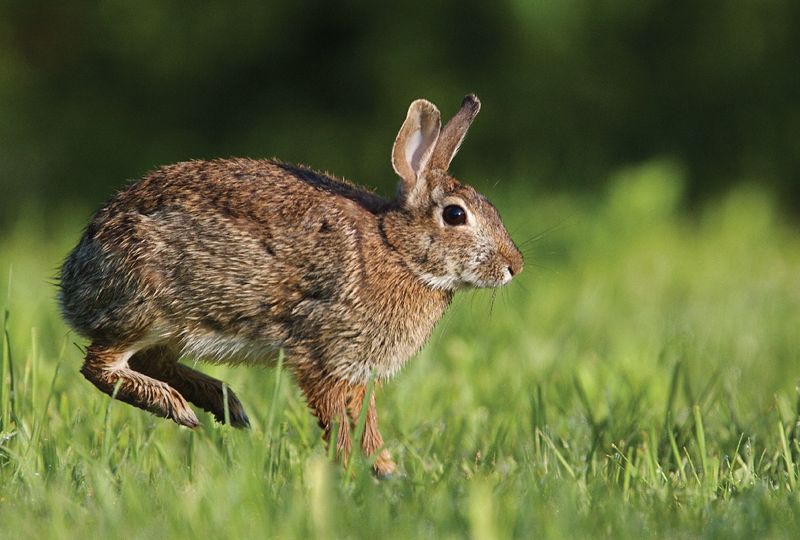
[{"left": 2, "top": 160, "right": 800, "bottom": 538}]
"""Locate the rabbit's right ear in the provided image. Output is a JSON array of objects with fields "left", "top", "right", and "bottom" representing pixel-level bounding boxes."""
[{"left": 392, "top": 99, "right": 441, "bottom": 207}]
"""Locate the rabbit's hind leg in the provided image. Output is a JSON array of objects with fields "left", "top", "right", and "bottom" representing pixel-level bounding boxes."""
[
  {"left": 348, "top": 385, "right": 396, "bottom": 478},
  {"left": 81, "top": 343, "right": 200, "bottom": 427},
  {"left": 128, "top": 345, "right": 250, "bottom": 428}
]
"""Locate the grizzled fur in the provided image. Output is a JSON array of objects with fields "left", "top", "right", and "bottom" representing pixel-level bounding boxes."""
[{"left": 59, "top": 95, "right": 523, "bottom": 477}]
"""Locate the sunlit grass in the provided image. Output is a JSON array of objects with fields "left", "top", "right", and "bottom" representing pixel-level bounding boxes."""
[{"left": 2, "top": 162, "right": 800, "bottom": 538}]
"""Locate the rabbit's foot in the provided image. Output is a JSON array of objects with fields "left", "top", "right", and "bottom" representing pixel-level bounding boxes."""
[
  {"left": 161, "top": 386, "right": 202, "bottom": 428},
  {"left": 81, "top": 345, "right": 200, "bottom": 428},
  {"left": 372, "top": 449, "right": 396, "bottom": 479},
  {"left": 204, "top": 385, "right": 250, "bottom": 428},
  {"left": 169, "top": 371, "right": 250, "bottom": 428},
  {"left": 128, "top": 346, "right": 250, "bottom": 428}
]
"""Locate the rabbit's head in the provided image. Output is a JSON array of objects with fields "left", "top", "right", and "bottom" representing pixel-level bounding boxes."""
[{"left": 383, "top": 95, "right": 523, "bottom": 291}]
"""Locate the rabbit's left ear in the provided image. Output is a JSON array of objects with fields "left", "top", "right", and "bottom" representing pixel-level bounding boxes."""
[
  {"left": 392, "top": 99, "right": 441, "bottom": 206},
  {"left": 429, "top": 94, "right": 481, "bottom": 171}
]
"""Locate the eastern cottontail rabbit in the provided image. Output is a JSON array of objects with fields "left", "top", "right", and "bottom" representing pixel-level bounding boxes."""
[{"left": 59, "top": 95, "right": 523, "bottom": 476}]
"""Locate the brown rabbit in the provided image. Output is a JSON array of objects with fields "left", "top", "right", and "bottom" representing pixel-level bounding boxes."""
[{"left": 59, "top": 95, "right": 523, "bottom": 476}]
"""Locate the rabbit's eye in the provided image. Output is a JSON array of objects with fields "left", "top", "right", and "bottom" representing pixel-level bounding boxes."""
[{"left": 442, "top": 205, "right": 467, "bottom": 226}]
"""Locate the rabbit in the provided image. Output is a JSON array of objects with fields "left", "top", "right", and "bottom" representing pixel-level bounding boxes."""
[{"left": 59, "top": 94, "right": 523, "bottom": 477}]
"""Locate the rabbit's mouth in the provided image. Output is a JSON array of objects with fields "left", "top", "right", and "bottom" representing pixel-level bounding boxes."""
[
  {"left": 458, "top": 265, "right": 516, "bottom": 289},
  {"left": 500, "top": 265, "right": 515, "bottom": 285},
  {"left": 419, "top": 268, "right": 512, "bottom": 290}
]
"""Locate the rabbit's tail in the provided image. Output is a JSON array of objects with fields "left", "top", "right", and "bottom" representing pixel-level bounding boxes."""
[{"left": 59, "top": 231, "right": 157, "bottom": 344}]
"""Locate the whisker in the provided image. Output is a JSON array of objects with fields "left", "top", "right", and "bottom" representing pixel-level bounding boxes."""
[
  {"left": 468, "top": 288, "right": 478, "bottom": 313},
  {"left": 506, "top": 222, "right": 526, "bottom": 238},
  {"left": 501, "top": 287, "right": 511, "bottom": 309},
  {"left": 526, "top": 261, "right": 559, "bottom": 274},
  {"left": 434, "top": 298, "right": 457, "bottom": 341},
  {"left": 518, "top": 216, "right": 577, "bottom": 247},
  {"left": 512, "top": 278, "right": 531, "bottom": 295},
  {"left": 520, "top": 246, "right": 537, "bottom": 260},
  {"left": 436, "top": 311, "right": 454, "bottom": 342}
]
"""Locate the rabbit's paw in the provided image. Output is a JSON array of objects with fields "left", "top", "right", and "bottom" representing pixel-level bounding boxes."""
[{"left": 372, "top": 449, "right": 397, "bottom": 479}]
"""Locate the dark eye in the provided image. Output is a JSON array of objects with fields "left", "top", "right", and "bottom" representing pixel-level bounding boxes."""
[{"left": 442, "top": 204, "right": 467, "bottom": 226}]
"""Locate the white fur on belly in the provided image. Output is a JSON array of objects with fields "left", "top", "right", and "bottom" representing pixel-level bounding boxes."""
[{"left": 181, "top": 332, "right": 280, "bottom": 364}]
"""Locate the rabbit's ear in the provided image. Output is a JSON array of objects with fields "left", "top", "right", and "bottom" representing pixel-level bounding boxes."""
[
  {"left": 392, "top": 99, "right": 441, "bottom": 206},
  {"left": 429, "top": 94, "right": 481, "bottom": 171}
]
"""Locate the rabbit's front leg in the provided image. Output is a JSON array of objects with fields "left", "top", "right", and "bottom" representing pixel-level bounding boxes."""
[
  {"left": 347, "top": 385, "right": 396, "bottom": 478},
  {"left": 295, "top": 373, "right": 354, "bottom": 462},
  {"left": 295, "top": 362, "right": 395, "bottom": 476}
]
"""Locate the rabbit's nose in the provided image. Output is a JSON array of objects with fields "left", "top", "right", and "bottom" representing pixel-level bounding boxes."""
[{"left": 505, "top": 248, "right": 524, "bottom": 278}]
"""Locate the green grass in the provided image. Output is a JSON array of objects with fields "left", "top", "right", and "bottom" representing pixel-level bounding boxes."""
[{"left": 2, "top": 161, "right": 800, "bottom": 538}]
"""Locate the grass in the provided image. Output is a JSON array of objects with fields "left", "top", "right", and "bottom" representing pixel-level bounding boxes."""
[{"left": 2, "top": 160, "right": 800, "bottom": 538}]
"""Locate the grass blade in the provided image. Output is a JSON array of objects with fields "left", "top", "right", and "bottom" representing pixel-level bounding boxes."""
[
  {"left": 0, "top": 308, "right": 6, "bottom": 431},
  {"left": 345, "top": 375, "right": 374, "bottom": 479},
  {"left": 222, "top": 382, "right": 231, "bottom": 426},
  {"left": 102, "top": 379, "right": 123, "bottom": 463},
  {"left": 693, "top": 405, "right": 709, "bottom": 481},
  {"left": 779, "top": 420, "right": 797, "bottom": 491},
  {"left": 265, "top": 349, "right": 285, "bottom": 438}
]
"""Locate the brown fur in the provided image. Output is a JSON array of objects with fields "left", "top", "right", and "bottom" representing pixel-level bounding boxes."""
[{"left": 59, "top": 95, "right": 523, "bottom": 476}]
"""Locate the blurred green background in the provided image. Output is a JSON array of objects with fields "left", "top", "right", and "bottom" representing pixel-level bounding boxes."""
[{"left": 2, "top": 0, "right": 799, "bottom": 223}]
